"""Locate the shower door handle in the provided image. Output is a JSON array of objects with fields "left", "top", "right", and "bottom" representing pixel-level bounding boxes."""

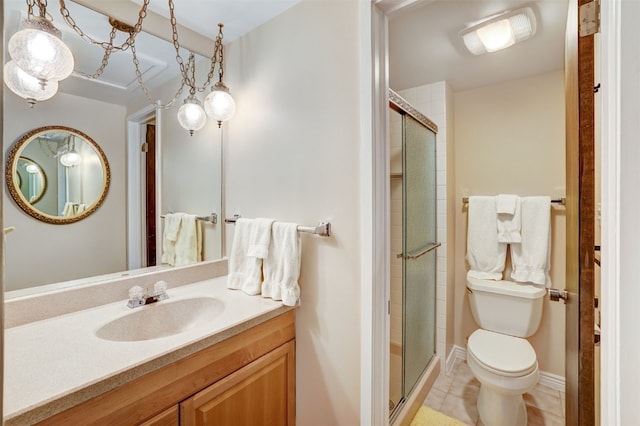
[{"left": 397, "top": 242, "right": 441, "bottom": 260}]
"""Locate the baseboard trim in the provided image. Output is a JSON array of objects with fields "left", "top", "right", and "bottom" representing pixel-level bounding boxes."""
[
  {"left": 447, "top": 345, "right": 566, "bottom": 392},
  {"left": 445, "top": 345, "right": 466, "bottom": 375}
]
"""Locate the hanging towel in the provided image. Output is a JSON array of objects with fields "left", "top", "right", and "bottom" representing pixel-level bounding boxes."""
[
  {"left": 161, "top": 212, "right": 184, "bottom": 266},
  {"left": 496, "top": 194, "right": 522, "bottom": 243},
  {"left": 247, "top": 218, "right": 276, "bottom": 259},
  {"left": 174, "top": 214, "right": 201, "bottom": 266},
  {"left": 510, "top": 196, "right": 552, "bottom": 287},
  {"left": 466, "top": 196, "right": 507, "bottom": 280},
  {"left": 61, "top": 202, "right": 74, "bottom": 217},
  {"left": 227, "top": 218, "right": 263, "bottom": 295},
  {"left": 262, "top": 222, "right": 301, "bottom": 306}
]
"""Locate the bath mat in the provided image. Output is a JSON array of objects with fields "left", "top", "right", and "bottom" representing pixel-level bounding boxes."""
[{"left": 409, "top": 406, "right": 465, "bottom": 426}]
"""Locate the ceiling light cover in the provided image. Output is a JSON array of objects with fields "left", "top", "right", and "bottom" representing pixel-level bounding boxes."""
[
  {"left": 177, "top": 95, "right": 207, "bottom": 136},
  {"left": 4, "top": 60, "right": 58, "bottom": 105},
  {"left": 461, "top": 7, "right": 537, "bottom": 55},
  {"left": 204, "top": 82, "right": 236, "bottom": 127},
  {"left": 8, "top": 17, "right": 75, "bottom": 82}
]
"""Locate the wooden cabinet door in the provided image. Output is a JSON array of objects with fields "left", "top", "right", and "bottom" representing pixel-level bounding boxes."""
[
  {"left": 180, "top": 341, "right": 295, "bottom": 425},
  {"left": 139, "top": 405, "right": 179, "bottom": 426}
]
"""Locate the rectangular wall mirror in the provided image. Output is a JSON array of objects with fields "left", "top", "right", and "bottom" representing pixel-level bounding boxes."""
[{"left": 3, "top": 0, "right": 223, "bottom": 296}]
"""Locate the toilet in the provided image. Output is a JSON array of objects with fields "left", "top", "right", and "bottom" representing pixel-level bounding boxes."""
[{"left": 466, "top": 276, "right": 546, "bottom": 426}]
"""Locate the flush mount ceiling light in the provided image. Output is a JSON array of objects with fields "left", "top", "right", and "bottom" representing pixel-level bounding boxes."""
[{"left": 460, "top": 7, "right": 537, "bottom": 55}]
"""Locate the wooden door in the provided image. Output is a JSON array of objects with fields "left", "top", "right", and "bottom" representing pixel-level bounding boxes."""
[
  {"left": 180, "top": 341, "right": 295, "bottom": 425},
  {"left": 145, "top": 124, "right": 157, "bottom": 266},
  {"left": 564, "top": 0, "right": 596, "bottom": 423}
]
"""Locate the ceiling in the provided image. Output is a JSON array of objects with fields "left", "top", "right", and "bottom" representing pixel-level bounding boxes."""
[
  {"left": 4, "top": 0, "right": 300, "bottom": 106},
  {"left": 389, "top": 0, "right": 570, "bottom": 92}
]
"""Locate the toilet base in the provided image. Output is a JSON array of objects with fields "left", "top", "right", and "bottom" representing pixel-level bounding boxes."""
[{"left": 477, "top": 384, "right": 527, "bottom": 426}]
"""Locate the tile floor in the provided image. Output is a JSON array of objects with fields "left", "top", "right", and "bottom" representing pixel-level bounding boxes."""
[{"left": 423, "top": 358, "right": 566, "bottom": 426}]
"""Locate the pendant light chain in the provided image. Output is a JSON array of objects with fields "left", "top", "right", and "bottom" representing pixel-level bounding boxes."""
[
  {"left": 167, "top": 0, "right": 224, "bottom": 93},
  {"left": 130, "top": 40, "right": 189, "bottom": 109},
  {"left": 58, "top": 0, "right": 149, "bottom": 51}
]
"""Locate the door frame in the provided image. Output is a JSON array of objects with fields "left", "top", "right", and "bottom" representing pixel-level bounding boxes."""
[
  {"left": 126, "top": 104, "right": 161, "bottom": 270},
  {"left": 600, "top": 1, "right": 621, "bottom": 423}
]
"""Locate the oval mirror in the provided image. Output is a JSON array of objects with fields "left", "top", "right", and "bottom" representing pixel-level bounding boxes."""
[
  {"left": 15, "top": 157, "right": 47, "bottom": 204},
  {"left": 5, "top": 126, "right": 110, "bottom": 224}
]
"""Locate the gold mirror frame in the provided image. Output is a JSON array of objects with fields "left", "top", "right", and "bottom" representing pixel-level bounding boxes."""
[{"left": 5, "top": 126, "right": 111, "bottom": 225}]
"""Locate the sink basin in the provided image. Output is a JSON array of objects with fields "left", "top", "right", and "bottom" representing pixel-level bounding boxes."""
[{"left": 95, "top": 297, "right": 225, "bottom": 342}]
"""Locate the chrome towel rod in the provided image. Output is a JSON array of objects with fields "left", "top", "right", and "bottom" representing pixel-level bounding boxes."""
[
  {"left": 224, "top": 215, "right": 331, "bottom": 237},
  {"left": 462, "top": 197, "right": 566, "bottom": 206},
  {"left": 160, "top": 213, "right": 217, "bottom": 224}
]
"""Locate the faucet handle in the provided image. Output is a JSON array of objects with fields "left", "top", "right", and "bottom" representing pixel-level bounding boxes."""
[
  {"left": 154, "top": 280, "right": 169, "bottom": 301},
  {"left": 154, "top": 280, "right": 168, "bottom": 294},
  {"left": 129, "top": 285, "right": 145, "bottom": 300}
]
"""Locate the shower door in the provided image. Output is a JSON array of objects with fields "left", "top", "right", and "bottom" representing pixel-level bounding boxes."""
[{"left": 402, "top": 114, "right": 438, "bottom": 396}]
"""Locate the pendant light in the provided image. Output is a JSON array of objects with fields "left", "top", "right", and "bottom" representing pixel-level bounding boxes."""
[
  {"left": 4, "top": 60, "right": 58, "bottom": 106},
  {"left": 177, "top": 94, "right": 207, "bottom": 136},
  {"left": 176, "top": 52, "right": 207, "bottom": 136},
  {"left": 60, "top": 136, "right": 81, "bottom": 167},
  {"left": 8, "top": 5, "right": 74, "bottom": 86},
  {"left": 203, "top": 24, "right": 235, "bottom": 128},
  {"left": 204, "top": 81, "right": 236, "bottom": 128}
]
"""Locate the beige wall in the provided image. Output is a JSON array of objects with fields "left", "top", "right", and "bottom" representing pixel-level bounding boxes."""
[
  {"left": 224, "top": 1, "right": 362, "bottom": 423},
  {"left": 453, "top": 70, "right": 566, "bottom": 377},
  {"left": 3, "top": 91, "right": 127, "bottom": 292}
]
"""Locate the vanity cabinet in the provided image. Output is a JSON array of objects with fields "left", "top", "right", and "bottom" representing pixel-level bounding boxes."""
[
  {"left": 36, "top": 310, "right": 295, "bottom": 426},
  {"left": 181, "top": 341, "right": 295, "bottom": 425}
]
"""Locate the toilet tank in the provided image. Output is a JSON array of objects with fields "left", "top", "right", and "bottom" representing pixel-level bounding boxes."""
[{"left": 466, "top": 277, "right": 546, "bottom": 338}]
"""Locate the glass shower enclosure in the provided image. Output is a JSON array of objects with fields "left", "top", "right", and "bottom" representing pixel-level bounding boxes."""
[{"left": 389, "top": 91, "right": 438, "bottom": 418}]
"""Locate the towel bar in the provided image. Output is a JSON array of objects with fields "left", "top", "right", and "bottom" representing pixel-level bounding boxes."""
[
  {"left": 462, "top": 197, "right": 566, "bottom": 206},
  {"left": 224, "top": 215, "right": 331, "bottom": 237},
  {"left": 160, "top": 213, "right": 217, "bottom": 224}
]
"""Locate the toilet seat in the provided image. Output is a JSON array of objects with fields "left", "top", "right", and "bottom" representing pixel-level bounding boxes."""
[{"left": 468, "top": 329, "right": 537, "bottom": 377}]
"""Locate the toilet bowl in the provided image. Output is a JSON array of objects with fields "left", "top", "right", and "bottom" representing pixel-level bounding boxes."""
[
  {"left": 466, "top": 277, "right": 546, "bottom": 426},
  {"left": 467, "top": 329, "right": 539, "bottom": 425}
]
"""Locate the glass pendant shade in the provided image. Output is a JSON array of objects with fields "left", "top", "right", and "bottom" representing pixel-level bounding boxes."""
[
  {"left": 204, "top": 82, "right": 236, "bottom": 126},
  {"left": 8, "top": 17, "right": 75, "bottom": 83},
  {"left": 177, "top": 95, "right": 207, "bottom": 136},
  {"left": 4, "top": 60, "right": 58, "bottom": 106},
  {"left": 60, "top": 149, "right": 81, "bottom": 167}
]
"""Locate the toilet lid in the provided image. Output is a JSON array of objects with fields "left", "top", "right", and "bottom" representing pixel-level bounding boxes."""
[{"left": 468, "top": 329, "right": 537, "bottom": 376}]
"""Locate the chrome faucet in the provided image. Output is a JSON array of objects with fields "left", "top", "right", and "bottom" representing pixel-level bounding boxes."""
[{"left": 127, "top": 281, "right": 169, "bottom": 308}]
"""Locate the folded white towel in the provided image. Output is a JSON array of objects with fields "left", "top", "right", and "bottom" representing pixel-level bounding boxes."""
[
  {"left": 227, "top": 218, "right": 263, "bottom": 295},
  {"left": 174, "top": 214, "right": 201, "bottom": 266},
  {"left": 262, "top": 222, "right": 301, "bottom": 306},
  {"left": 247, "top": 218, "right": 275, "bottom": 259},
  {"left": 496, "top": 194, "right": 518, "bottom": 215},
  {"left": 466, "top": 196, "right": 506, "bottom": 280},
  {"left": 510, "top": 196, "right": 552, "bottom": 287},
  {"left": 75, "top": 203, "right": 87, "bottom": 214},
  {"left": 161, "top": 212, "right": 185, "bottom": 266},
  {"left": 497, "top": 195, "right": 522, "bottom": 243}
]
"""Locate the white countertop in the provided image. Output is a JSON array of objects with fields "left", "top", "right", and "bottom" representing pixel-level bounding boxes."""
[{"left": 4, "top": 276, "right": 290, "bottom": 425}]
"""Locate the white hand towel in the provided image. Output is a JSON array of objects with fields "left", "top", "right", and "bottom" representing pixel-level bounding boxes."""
[
  {"left": 161, "top": 212, "right": 185, "bottom": 266},
  {"left": 227, "top": 218, "right": 263, "bottom": 295},
  {"left": 262, "top": 222, "right": 301, "bottom": 306},
  {"left": 247, "top": 218, "right": 275, "bottom": 259},
  {"left": 496, "top": 194, "right": 518, "bottom": 214},
  {"left": 496, "top": 194, "right": 522, "bottom": 243},
  {"left": 510, "top": 196, "right": 552, "bottom": 287},
  {"left": 174, "top": 214, "right": 200, "bottom": 266},
  {"left": 466, "top": 196, "right": 507, "bottom": 280}
]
